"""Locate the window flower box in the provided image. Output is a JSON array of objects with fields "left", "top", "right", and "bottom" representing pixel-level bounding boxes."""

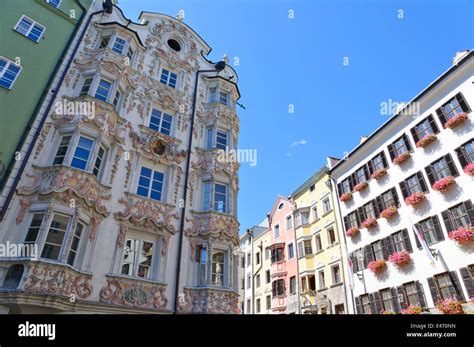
[
  {"left": 432, "top": 176, "right": 455, "bottom": 192},
  {"left": 464, "top": 163, "right": 474, "bottom": 177},
  {"left": 381, "top": 310, "right": 396, "bottom": 315},
  {"left": 346, "top": 227, "right": 360, "bottom": 237},
  {"left": 340, "top": 192, "right": 353, "bottom": 202},
  {"left": 435, "top": 299, "right": 464, "bottom": 314},
  {"left": 368, "top": 259, "right": 386, "bottom": 274},
  {"left": 361, "top": 216, "right": 377, "bottom": 229},
  {"left": 392, "top": 151, "right": 411, "bottom": 165},
  {"left": 448, "top": 225, "right": 474, "bottom": 244},
  {"left": 405, "top": 192, "right": 425, "bottom": 206},
  {"left": 380, "top": 206, "right": 398, "bottom": 219},
  {"left": 401, "top": 305, "right": 422, "bottom": 315},
  {"left": 354, "top": 181, "right": 368, "bottom": 192},
  {"left": 371, "top": 168, "right": 387, "bottom": 180},
  {"left": 388, "top": 250, "right": 411, "bottom": 267},
  {"left": 444, "top": 112, "right": 468, "bottom": 129},
  {"left": 416, "top": 133, "right": 437, "bottom": 148}
]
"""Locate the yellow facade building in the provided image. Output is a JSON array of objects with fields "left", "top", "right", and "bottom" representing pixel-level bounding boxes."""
[
  {"left": 292, "top": 166, "right": 349, "bottom": 314},
  {"left": 252, "top": 228, "right": 273, "bottom": 314}
]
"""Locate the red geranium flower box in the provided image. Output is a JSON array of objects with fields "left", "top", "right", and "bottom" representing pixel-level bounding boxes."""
[
  {"left": 380, "top": 206, "right": 398, "bottom": 219},
  {"left": 354, "top": 181, "right": 368, "bottom": 192},
  {"left": 340, "top": 192, "right": 353, "bottom": 202},
  {"left": 432, "top": 176, "right": 455, "bottom": 192},
  {"left": 346, "top": 227, "right": 360, "bottom": 237},
  {"left": 401, "top": 305, "right": 423, "bottom": 315},
  {"left": 388, "top": 250, "right": 411, "bottom": 267},
  {"left": 416, "top": 133, "right": 437, "bottom": 148},
  {"left": 448, "top": 225, "right": 474, "bottom": 244},
  {"left": 464, "top": 163, "right": 474, "bottom": 177},
  {"left": 405, "top": 192, "right": 425, "bottom": 206},
  {"left": 368, "top": 259, "right": 387, "bottom": 274},
  {"left": 361, "top": 216, "right": 377, "bottom": 229},
  {"left": 371, "top": 168, "right": 387, "bottom": 180},
  {"left": 436, "top": 299, "right": 464, "bottom": 314},
  {"left": 393, "top": 152, "right": 411, "bottom": 165},
  {"left": 444, "top": 112, "right": 468, "bottom": 129}
]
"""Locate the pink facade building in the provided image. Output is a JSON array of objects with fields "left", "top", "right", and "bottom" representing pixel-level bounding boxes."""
[{"left": 267, "top": 196, "right": 299, "bottom": 314}]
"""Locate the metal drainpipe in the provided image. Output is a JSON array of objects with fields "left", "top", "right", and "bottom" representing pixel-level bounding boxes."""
[
  {"left": 173, "top": 63, "right": 225, "bottom": 314},
  {"left": 328, "top": 173, "right": 355, "bottom": 314},
  {"left": 0, "top": 4, "right": 105, "bottom": 220}
]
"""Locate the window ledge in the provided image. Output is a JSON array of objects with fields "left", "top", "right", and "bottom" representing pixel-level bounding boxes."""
[
  {"left": 330, "top": 282, "right": 343, "bottom": 288},
  {"left": 105, "top": 273, "right": 167, "bottom": 287},
  {"left": 317, "top": 288, "right": 328, "bottom": 293}
]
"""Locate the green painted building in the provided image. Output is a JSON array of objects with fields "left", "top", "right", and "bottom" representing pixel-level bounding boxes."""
[{"left": 0, "top": 0, "right": 94, "bottom": 206}]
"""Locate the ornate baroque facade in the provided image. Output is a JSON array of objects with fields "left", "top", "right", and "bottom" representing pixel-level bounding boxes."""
[{"left": 0, "top": 3, "right": 240, "bottom": 314}]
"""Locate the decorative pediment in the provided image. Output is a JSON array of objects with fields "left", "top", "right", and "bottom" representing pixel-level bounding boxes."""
[
  {"left": 129, "top": 126, "right": 186, "bottom": 166},
  {"left": 114, "top": 194, "right": 179, "bottom": 235},
  {"left": 184, "top": 211, "right": 239, "bottom": 245},
  {"left": 17, "top": 166, "right": 111, "bottom": 216}
]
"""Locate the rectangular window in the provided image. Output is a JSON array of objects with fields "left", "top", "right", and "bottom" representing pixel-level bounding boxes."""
[
  {"left": 456, "top": 140, "right": 474, "bottom": 167},
  {"left": 67, "top": 222, "right": 84, "bottom": 266},
  {"left": 53, "top": 135, "right": 71, "bottom": 165},
  {"left": 364, "top": 202, "right": 375, "bottom": 219},
  {"left": 286, "top": 215, "right": 293, "bottom": 230},
  {"left": 448, "top": 203, "right": 471, "bottom": 229},
  {"left": 393, "top": 136, "right": 409, "bottom": 157},
  {"left": 393, "top": 230, "right": 407, "bottom": 252},
  {"left": 256, "top": 274, "right": 261, "bottom": 288},
  {"left": 372, "top": 240, "right": 383, "bottom": 260},
  {"left": 271, "top": 248, "right": 284, "bottom": 263},
  {"left": 381, "top": 289, "right": 394, "bottom": 312},
  {"left": 435, "top": 273, "right": 457, "bottom": 300},
  {"left": 14, "top": 15, "right": 45, "bottom": 42},
  {"left": 315, "top": 233, "right": 322, "bottom": 252},
  {"left": 256, "top": 252, "right": 260, "bottom": 265},
  {"left": 197, "top": 246, "right": 206, "bottom": 285},
  {"left": 289, "top": 276, "right": 296, "bottom": 295},
  {"left": 332, "top": 265, "right": 341, "bottom": 284},
  {"left": 287, "top": 243, "right": 294, "bottom": 259},
  {"left": 209, "top": 87, "right": 217, "bottom": 102},
  {"left": 160, "top": 69, "right": 177, "bottom": 89},
  {"left": 99, "top": 36, "right": 110, "bottom": 49},
  {"left": 41, "top": 214, "right": 70, "bottom": 261},
  {"left": 149, "top": 109, "right": 172, "bottom": 135},
  {"left": 246, "top": 299, "right": 251, "bottom": 313},
  {"left": 272, "top": 279, "right": 285, "bottom": 297},
  {"left": 256, "top": 298, "right": 261, "bottom": 313},
  {"left": 266, "top": 270, "right": 270, "bottom": 284},
  {"left": 112, "top": 37, "right": 127, "bottom": 54},
  {"left": 301, "top": 211, "right": 309, "bottom": 225},
  {"left": 127, "top": 46, "right": 134, "bottom": 61},
  {"left": 415, "top": 117, "right": 435, "bottom": 139},
  {"left": 348, "top": 212, "right": 358, "bottom": 229},
  {"left": 121, "top": 238, "right": 154, "bottom": 279},
  {"left": 216, "top": 130, "right": 228, "bottom": 150},
  {"left": 24, "top": 214, "right": 44, "bottom": 246},
  {"left": 274, "top": 224, "right": 280, "bottom": 238},
  {"left": 211, "top": 251, "right": 225, "bottom": 286},
  {"left": 327, "top": 226, "right": 337, "bottom": 245},
  {"left": 92, "top": 146, "right": 106, "bottom": 177},
  {"left": 45, "top": 0, "right": 62, "bottom": 8},
  {"left": 441, "top": 97, "right": 464, "bottom": 120},
  {"left": 303, "top": 240, "right": 312, "bottom": 256},
  {"left": 113, "top": 89, "right": 122, "bottom": 109},
  {"left": 356, "top": 166, "right": 367, "bottom": 184},
  {"left": 95, "top": 79, "right": 112, "bottom": 102},
  {"left": 214, "top": 183, "right": 227, "bottom": 213},
  {"left": 203, "top": 181, "right": 211, "bottom": 211},
  {"left": 406, "top": 172, "right": 425, "bottom": 195},
  {"left": 0, "top": 57, "right": 22, "bottom": 89},
  {"left": 79, "top": 77, "right": 93, "bottom": 96},
  {"left": 318, "top": 270, "right": 326, "bottom": 289},
  {"left": 312, "top": 205, "right": 318, "bottom": 221},
  {"left": 432, "top": 157, "right": 451, "bottom": 180},
  {"left": 71, "top": 136, "right": 94, "bottom": 170},
  {"left": 341, "top": 178, "right": 351, "bottom": 194},
  {"left": 372, "top": 153, "right": 385, "bottom": 171},
  {"left": 323, "top": 198, "right": 331, "bottom": 214},
  {"left": 354, "top": 248, "right": 364, "bottom": 271},
  {"left": 219, "top": 90, "right": 229, "bottom": 105},
  {"left": 136, "top": 166, "right": 164, "bottom": 201},
  {"left": 361, "top": 295, "right": 370, "bottom": 314},
  {"left": 266, "top": 295, "right": 271, "bottom": 310},
  {"left": 419, "top": 217, "right": 440, "bottom": 246},
  {"left": 404, "top": 282, "right": 419, "bottom": 306},
  {"left": 297, "top": 241, "right": 304, "bottom": 258},
  {"left": 265, "top": 247, "right": 270, "bottom": 260}
]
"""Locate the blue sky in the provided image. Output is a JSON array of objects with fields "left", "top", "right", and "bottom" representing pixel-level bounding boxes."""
[{"left": 118, "top": 0, "right": 473, "bottom": 234}]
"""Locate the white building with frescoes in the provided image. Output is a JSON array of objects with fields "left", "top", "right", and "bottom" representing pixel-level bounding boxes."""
[{"left": 0, "top": 2, "right": 241, "bottom": 314}]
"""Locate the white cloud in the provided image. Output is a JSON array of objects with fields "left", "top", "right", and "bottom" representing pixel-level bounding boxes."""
[{"left": 291, "top": 139, "right": 307, "bottom": 147}]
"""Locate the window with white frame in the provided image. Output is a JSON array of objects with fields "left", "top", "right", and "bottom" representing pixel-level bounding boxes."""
[
  {"left": 286, "top": 215, "right": 293, "bottom": 230},
  {"left": 312, "top": 205, "right": 319, "bottom": 221},
  {"left": 303, "top": 240, "right": 312, "bottom": 256},
  {"left": 0, "top": 57, "right": 22, "bottom": 89},
  {"left": 113, "top": 88, "right": 122, "bottom": 109},
  {"left": 70, "top": 136, "right": 94, "bottom": 170},
  {"left": 79, "top": 76, "right": 93, "bottom": 96},
  {"left": 211, "top": 251, "right": 225, "bottom": 286},
  {"left": 127, "top": 46, "right": 134, "bottom": 62},
  {"left": 160, "top": 68, "right": 177, "bottom": 89},
  {"left": 121, "top": 237, "right": 154, "bottom": 279},
  {"left": 209, "top": 87, "right": 217, "bottom": 103},
  {"left": 315, "top": 233, "right": 322, "bottom": 252},
  {"left": 14, "top": 15, "right": 45, "bottom": 42},
  {"left": 327, "top": 226, "right": 337, "bottom": 245},
  {"left": 322, "top": 197, "right": 331, "bottom": 214},
  {"left": 208, "top": 87, "right": 230, "bottom": 106},
  {"left": 206, "top": 128, "right": 229, "bottom": 150},
  {"left": 99, "top": 35, "right": 110, "bottom": 49},
  {"left": 287, "top": 243, "right": 294, "bottom": 259},
  {"left": 331, "top": 264, "right": 341, "bottom": 284},
  {"left": 94, "top": 79, "right": 112, "bottom": 102},
  {"left": 137, "top": 166, "right": 164, "bottom": 201},
  {"left": 24, "top": 213, "right": 86, "bottom": 265},
  {"left": 112, "top": 37, "right": 127, "bottom": 55},
  {"left": 274, "top": 224, "right": 280, "bottom": 238},
  {"left": 219, "top": 90, "right": 229, "bottom": 105},
  {"left": 45, "top": 0, "right": 62, "bottom": 8},
  {"left": 203, "top": 181, "right": 229, "bottom": 213},
  {"left": 92, "top": 145, "right": 106, "bottom": 177},
  {"left": 318, "top": 269, "right": 326, "bottom": 289},
  {"left": 53, "top": 135, "right": 71, "bottom": 165},
  {"left": 197, "top": 245, "right": 207, "bottom": 285},
  {"left": 149, "top": 109, "right": 172, "bottom": 135}
]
